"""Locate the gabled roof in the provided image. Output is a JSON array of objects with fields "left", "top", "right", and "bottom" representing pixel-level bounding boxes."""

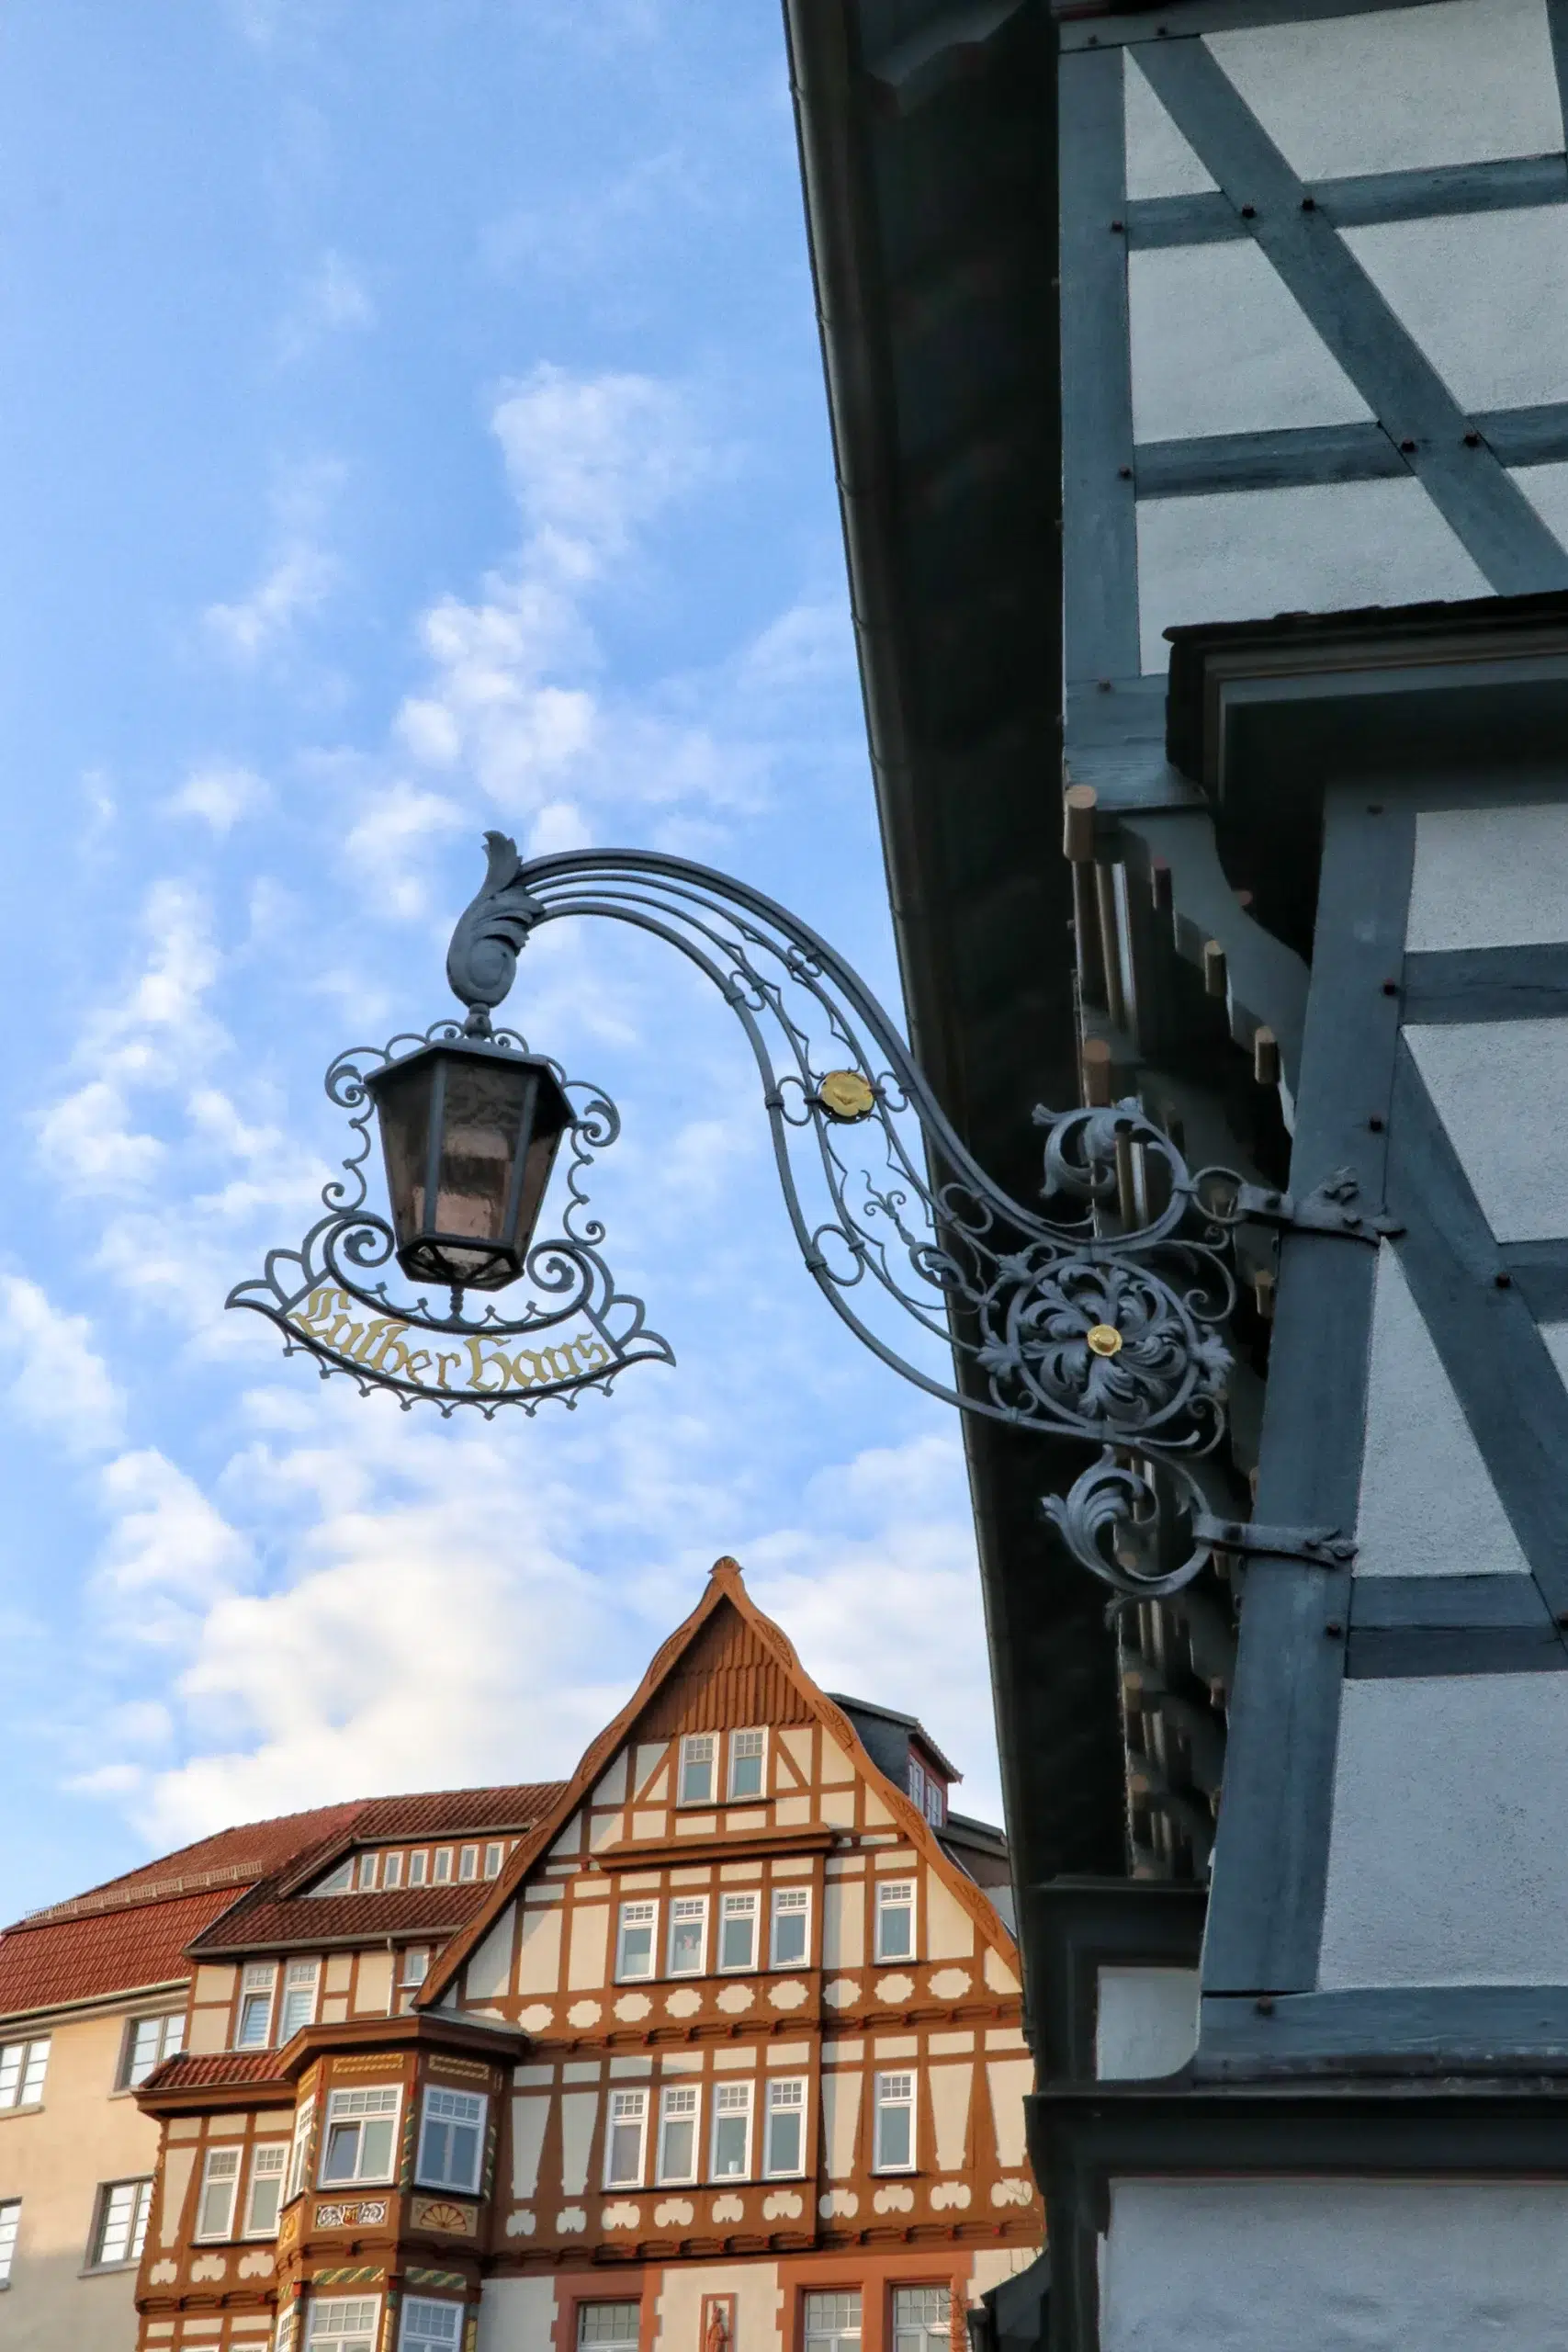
[
  {"left": 421, "top": 1556, "right": 1018, "bottom": 2007},
  {"left": 828, "top": 1690, "right": 963, "bottom": 1784}
]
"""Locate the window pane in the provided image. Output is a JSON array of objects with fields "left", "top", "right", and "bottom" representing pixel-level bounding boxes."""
[
  {"left": 893, "top": 2285, "right": 951, "bottom": 2352},
  {"left": 680, "top": 1735, "right": 716, "bottom": 1804},
  {"left": 579, "top": 2303, "right": 640, "bottom": 2348},
  {"left": 402, "top": 2298, "right": 464, "bottom": 2350},
  {"left": 359, "top": 2117, "right": 395, "bottom": 2177},
  {"left": 728, "top": 1729, "right": 765, "bottom": 1799},
  {"left": 875, "top": 2075, "right": 913, "bottom": 2170},
  {"left": 247, "top": 2145, "right": 288, "bottom": 2235},
  {"left": 409, "top": 1850, "right": 428, "bottom": 1885},
  {"left": 484, "top": 1842, "right": 503, "bottom": 1878},
  {"left": 804, "top": 2290, "right": 862, "bottom": 2352},
  {"left": 434, "top": 1849, "right": 453, "bottom": 1883},
  {"left": 719, "top": 1898, "right": 756, "bottom": 1971},
  {"left": 127, "top": 2018, "right": 163, "bottom": 2086},
  {"left": 0, "top": 2201, "right": 18, "bottom": 2286},
  {"left": 764, "top": 2078, "right": 805, "bottom": 2176},
  {"left": 458, "top": 1846, "right": 479, "bottom": 1881},
  {"left": 19, "top": 2042, "right": 48, "bottom": 2104},
  {"left": 402, "top": 1947, "right": 430, "bottom": 1986},
  {"left": 771, "top": 1889, "right": 809, "bottom": 1967},
  {"left": 321, "top": 2122, "right": 362, "bottom": 2182},
  {"left": 711, "top": 2086, "right": 750, "bottom": 2178},
  {"left": 236, "top": 1993, "right": 272, "bottom": 2049},
  {"left": 95, "top": 2177, "right": 152, "bottom": 2266},
  {"left": 876, "top": 1884, "right": 914, "bottom": 1961},
  {"left": 197, "top": 2148, "right": 241, "bottom": 2239},
  {"left": 384, "top": 1852, "right": 404, "bottom": 1888},
  {"left": 668, "top": 1899, "right": 706, "bottom": 1975},
  {"left": 618, "top": 1903, "right": 656, "bottom": 1980}
]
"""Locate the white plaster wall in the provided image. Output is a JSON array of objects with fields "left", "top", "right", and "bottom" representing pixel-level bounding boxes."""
[
  {"left": 1135, "top": 479, "right": 1485, "bottom": 673},
  {"left": 478, "top": 2276, "right": 558, "bottom": 2352},
  {"left": 1346, "top": 208, "right": 1568, "bottom": 413},
  {"left": 1319, "top": 1674, "right": 1568, "bottom": 1986},
  {"left": 655, "top": 2262, "right": 783, "bottom": 2352},
  {"left": 1102, "top": 2177, "right": 1568, "bottom": 2352},
  {"left": 1129, "top": 243, "right": 1369, "bottom": 442},
  {"left": 1123, "top": 54, "right": 1214, "bottom": 198},
  {"left": 1354, "top": 1244, "right": 1528, "bottom": 1577},
  {"left": 1407, "top": 801, "right": 1568, "bottom": 950},
  {"left": 1406, "top": 1019, "right": 1568, "bottom": 1240},
  {"left": 1095, "top": 1966, "right": 1200, "bottom": 2080},
  {"left": 1206, "top": 0, "right": 1562, "bottom": 179}
]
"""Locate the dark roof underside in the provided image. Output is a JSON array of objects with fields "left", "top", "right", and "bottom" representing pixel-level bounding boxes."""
[{"left": 784, "top": 0, "right": 1125, "bottom": 1900}]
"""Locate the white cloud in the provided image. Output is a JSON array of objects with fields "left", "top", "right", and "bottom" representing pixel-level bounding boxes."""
[
  {"left": 278, "top": 251, "right": 377, "bottom": 362},
  {"left": 0, "top": 1277, "right": 125, "bottom": 1457},
  {"left": 165, "top": 763, "right": 271, "bottom": 835},
  {"left": 94, "top": 1449, "right": 254, "bottom": 1648},
  {"left": 203, "top": 461, "right": 343, "bottom": 664},
  {"left": 342, "top": 780, "right": 465, "bottom": 920}
]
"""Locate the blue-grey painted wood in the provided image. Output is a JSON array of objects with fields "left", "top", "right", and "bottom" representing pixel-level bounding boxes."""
[
  {"left": 1385, "top": 1044, "right": 1568, "bottom": 1636},
  {"left": 1201, "top": 795, "right": 1414, "bottom": 1996},
  {"left": 1351, "top": 1575, "right": 1554, "bottom": 1631},
  {"left": 1200, "top": 1984, "right": 1568, "bottom": 2073},
  {"left": 1348, "top": 1625, "right": 1565, "bottom": 1676},
  {"left": 1480, "top": 403, "right": 1568, "bottom": 469},
  {"left": 1135, "top": 40, "right": 1568, "bottom": 596},
  {"left": 1404, "top": 944, "right": 1568, "bottom": 1021},
  {"left": 1136, "top": 422, "right": 1405, "bottom": 498},
  {"left": 1064, "top": 0, "right": 1482, "bottom": 49},
  {"left": 1551, "top": 0, "right": 1568, "bottom": 163},
  {"left": 1060, "top": 49, "right": 1141, "bottom": 685},
  {"left": 1128, "top": 155, "right": 1568, "bottom": 250},
  {"left": 1499, "top": 1240, "right": 1568, "bottom": 1321}
]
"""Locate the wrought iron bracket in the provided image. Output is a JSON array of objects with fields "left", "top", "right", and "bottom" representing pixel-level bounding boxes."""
[
  {"left": 1195, "top": 1516, "right": 1358, "bottom": 1567},
  {"left": 1227, "top": 1171, "right": 1404, "bottom": 1245}
]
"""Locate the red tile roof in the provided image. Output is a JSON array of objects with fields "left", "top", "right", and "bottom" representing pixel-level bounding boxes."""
[
  {"left": 192, "top": 1883, "right": 494, "bottom": 1955},
  {"left": 0, "top": 1888, "right": 243, "bottom": 2019},
  {"left": 350, "top": 1783, "right": 565, "bottom": 1841},
  {"left": 144, "top": 2049, "right": 292, "bottom": 2095}
]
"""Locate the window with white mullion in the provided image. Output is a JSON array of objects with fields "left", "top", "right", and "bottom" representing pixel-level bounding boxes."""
[
  {"left": 245, "top": 2143, "right": 289, "bottom": 2235},
  {"left": 718, "top": 1892, "right": 758, "bottom": 1971},
  {"left": 320, "top": 2086, "right": 400, "bottom": 2187},
  {"left": 278, "top": 1959, "right": 320, "bottom": 2041},
  {"left": 893, "top": 2286, "right": 951, "bottom": 2352},
  {"left": 400, "top": 2294, "right": 464, "bottom": 2350},
  {"left": 874, "top": 2071, "right": 916, "bottom": 2171},
  {"left": 122, "top": 2011, "right": 184, "bottom": 2088},
  {"left": 770, "top": 1885, "right": 810, "bottom": 1968},
  {"left": 235, "top": 1962, "right": 277, "bottom": 2049},
  {"left": 804, "top": 2290, "right": 862, "bottom": 2352},
  {"left": 418, "top": 2087, "right": 487, "bottom": 2194},
  {"left": 577, "top": 2303, "right": 640, "bottom": 2350},
  {"left": 91, "top": 2177, "right": 152, "bottom": 2267},
  {"left": 604, "top": 2088, "right": 649, "bottom": 2188},
  {"left": 616, "top": 1901, "right": 657, "bottom": 1981},
  {"left": 667, "top": 1895, "right": 707, "bottom": 1976},
  {"left": 197, "top": 2145, "right": 243, "bottom": 2240},
  {"left": 874, "top": 1879, "right": 915, "bottom": 1962},
  {"left": 286, "top": 2096, "right": 317, "bottom": 2204},
  {"left": 0, "top": 2199, "right": 17, "bottom": 2286},
  {"left": 679, "top": 1733, "right": 716, "bottom": 1805},
  {"left": 763, "top": 2075, "right": 806, "bottom": 2177},
  {"left": 307, "top": 2295, "right": 381, "bottom": 2352},
  {"left": 0, "top": 2037, "right": 50, "bottom": 2109},
  {"left": 709, "top": 2080, "right": 752, "bottom": 2179},
  {"left": 656, "top": 2085, "right": 699, "bottom": 2185},
  {"left": 728, "top": 1726, "right": 766, "bottom": 1799}
]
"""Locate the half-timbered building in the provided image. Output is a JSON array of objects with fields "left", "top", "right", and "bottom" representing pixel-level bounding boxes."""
[{"left": 0, "top": 1559, "right": 1035, "bottom": 2352}]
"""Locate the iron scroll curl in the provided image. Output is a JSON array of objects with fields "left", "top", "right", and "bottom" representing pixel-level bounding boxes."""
[{"left": 427, "top": 838, "right": 1255, "bottom": 1595}]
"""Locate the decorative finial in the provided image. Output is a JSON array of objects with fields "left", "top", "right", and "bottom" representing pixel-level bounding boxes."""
[{"left": 446, "top": 832, "right": 545, "bottom": 1034}]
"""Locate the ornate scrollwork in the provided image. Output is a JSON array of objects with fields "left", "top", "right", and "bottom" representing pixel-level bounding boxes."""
[{"left": 227, "top": 1022, "right": 671, "bottom": 1417}]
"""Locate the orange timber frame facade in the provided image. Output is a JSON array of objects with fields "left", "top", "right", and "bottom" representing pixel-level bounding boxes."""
[{"left": 120, "top": 1560, "right": 1039, "bottom": 2352}]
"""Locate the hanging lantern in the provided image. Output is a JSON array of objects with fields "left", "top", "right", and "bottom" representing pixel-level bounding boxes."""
[{"left": 364, "top": 1036, "right": 572, "bottom": 1293}]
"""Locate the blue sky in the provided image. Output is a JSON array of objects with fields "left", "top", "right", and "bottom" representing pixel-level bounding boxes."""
[{"left": 0, "top": 1, "right": 997, "bottom": 1916}]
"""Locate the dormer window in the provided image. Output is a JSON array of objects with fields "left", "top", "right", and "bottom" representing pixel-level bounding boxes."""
[{"left": 310, "top": 1859, "right": 355, "bottom": 1897}]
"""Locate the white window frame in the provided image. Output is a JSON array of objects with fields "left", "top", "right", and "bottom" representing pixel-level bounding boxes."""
[
  {"left": 310, "top": 1858, "right": 355, "bottom": 1896},
  {"left": 235, "top": 1962, "right": 277, "bottom": 2050},
  {"left": 0, "top": 2199, "right": 17, "bottom": 2287},
  {"left": 892, "top": 2284, "right": 952, "bottom": 2352},
  {"left": 433, "top": 1848, "right": 454, "bottom": 1883},
  {"left": 678, "top": 1732, "right": 716, "bottom": 1806},
  {"left": 769, "top": 1885, "right": 811, "bottom": 1969},
  {"left": 307, "top": 2295, "right": 383, "bottom": 2351},
  {"left": 90, "top": 2177, "right": 152, "bottom": 2268},
  {"left": 873, "top": 2071, "right": 916, "bottom": 2172},
  {"left": 408, "top": 1849, "right": 429, "bottom": 1886},
  {"left": 604, "top": 2087, "right": 649, "bottom": 2188},
  {"left": 615, "top": 1901, "right": 658, "bottom": 1982},
  {"left": 318, "top": 2086, "right": 401, "bottom": 2188},
  {"left": 120, "top": 2011, "right": 184, "bottom": 2089},
  {"left": 245, "top": 2142, "right": 289, "bottom": 2236},
  {"left": 458, "top": 1845, "right": 479, "bottom": 1881},
  {"left": 417, "top": 2086, "right": 487, "bottom": 2194},
  {"left": 803, "top": 2290, "right": 863, "bottom": 2352},
  {"left": 666, "top": 1894, "right": 708, "bottom": 1977},
  {"left": 383, "top": 1850, "right": 404, "bottom": 1888},
  {"left": 196, "top": 2144, "right": 242, "bottom": 2241},
  {"left": 0, "top": 2037, "right": 50, "bottom": 2109},
  {"left": 907, "top": 1756, "right": 926, "bottom": 1812},
  {"left": 400, "top": 2297, "right": 465, "bottom": 2351},
  {"left": 709, "top": 2079, "right": 752, "bottom": 2180},
  {"left": 655, "top": 2084, "right": 700, "bottom": 2186},
  {"left": 717, "top": 1891, "right": 758, "bottom": 1973},
  {"left": 762, "top": 2075, "right": 806, "bottom": 2177},
  {"left": 483, "top": 1841, "right": 504, "bottom": 1878},
  {"left": 278, "top": 1959, "right": 321, "bottom": 2043},
  {"left": 286, "top": 2097, "right": 317, "bottom": 2204},
  {"left": 874, "top": 1879, "right": 916, "bottom": 1963},
  {"left": 356, "top": 1852, "right": 380, "bottom": 1891},
  {"left": 924, "top": 1780, "right": 945, "bottom": 1827},
  {"left": 727, "top": 1726, "right": 767, "bottom": 1800}
]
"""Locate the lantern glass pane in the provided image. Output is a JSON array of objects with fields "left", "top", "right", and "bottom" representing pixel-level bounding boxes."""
[
  {"left": 372, "top": 1058, "right": 434, "bottom": 1257},
  {"left": 369, "top": 1044, "right": 572, "bottom": 1294},
  {"left": 433, "top": 1057, "right": 533, "bottom": 1280}
]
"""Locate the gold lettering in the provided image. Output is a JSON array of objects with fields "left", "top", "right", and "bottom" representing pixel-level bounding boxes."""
[
  {"left": 574, "top": 1332, "right": 610, "bottom": 1370},
  {"left": 511, "top": 1351, "right": 547, "bottom": 1388},
  {"left": 543, "top": 1345, "right": 580, "bottom": 1382},
  {"left": 401, "top": 1350, "right": 433, "bottom": 1385},
  {"left": 352, "top": 1317, "right": 413, "bottom": 1376},
  {"left": 434, "top": 1352, "right": 462, "bottom": 1389},
  {"left": 465, "top": 1336, "right": 511, "bottom": 1394}
]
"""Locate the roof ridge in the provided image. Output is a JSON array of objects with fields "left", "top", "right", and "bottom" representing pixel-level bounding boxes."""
[{"left": 17, "top": 1858, "right": 269, "bottom": 1927}]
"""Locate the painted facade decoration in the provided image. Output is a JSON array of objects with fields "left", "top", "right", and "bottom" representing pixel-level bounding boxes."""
[{"left": 0, "top": 1560, "right": 1035, "bottom": 2352}]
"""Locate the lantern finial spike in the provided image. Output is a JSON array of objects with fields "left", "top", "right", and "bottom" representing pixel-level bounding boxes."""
[{"left": 446, "top": 831, "right": 546, "bottom": 1026}]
